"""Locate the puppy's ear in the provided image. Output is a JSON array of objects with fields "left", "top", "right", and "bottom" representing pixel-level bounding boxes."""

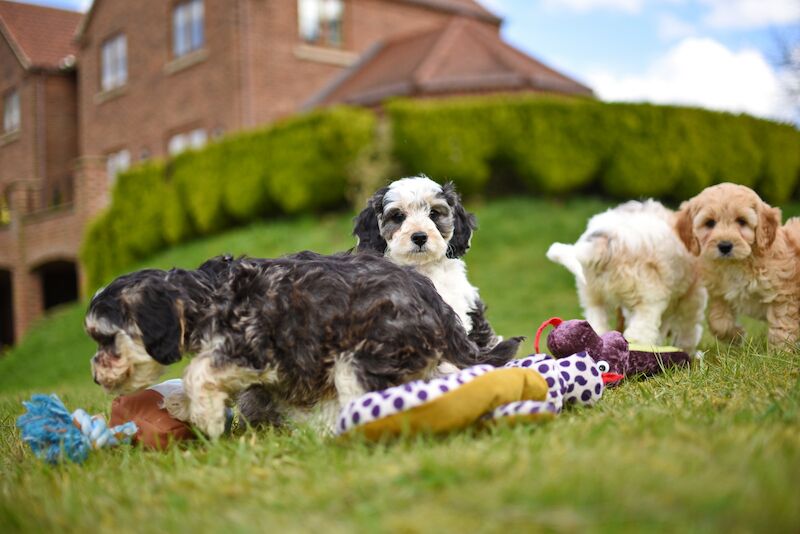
[
  {"left": 755, "top": 202, "right": 781, "bottom": 255},
  {"left": 128, "top": 282, "right": 183, "bottom": 365},
  {"left": 442, "top": 182, "right": 477, "bottom": 259},
  {"left": 353, "top": 187, "right": 388, "bottom": 254},
  {"left": 675, "top": 201, "right": 699, "bottom": 256}
]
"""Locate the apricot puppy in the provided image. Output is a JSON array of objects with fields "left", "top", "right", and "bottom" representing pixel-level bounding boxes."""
[{"left": 676, "top": 183, "right": 800, "bottom": 346}]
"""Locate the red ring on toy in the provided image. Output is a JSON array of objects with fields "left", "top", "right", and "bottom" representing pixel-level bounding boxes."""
[{"left": 534, "top": 317, "right": 563, "bottom": 353}]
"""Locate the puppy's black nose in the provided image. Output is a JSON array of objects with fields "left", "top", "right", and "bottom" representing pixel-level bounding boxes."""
[
  {"left": 718, "top": 241, "right": 733, "bottom": 255},
  {"left": 411, "top": 232, "right": 428, "bottom": 247}
]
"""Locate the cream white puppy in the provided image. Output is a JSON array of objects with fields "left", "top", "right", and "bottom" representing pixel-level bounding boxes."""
[{"left": 547, "top": 200, "right": 706, "bottom": 353}]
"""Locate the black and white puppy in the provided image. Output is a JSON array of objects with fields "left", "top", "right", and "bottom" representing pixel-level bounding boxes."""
[
  {"left": 89, "top": 253, "right": 522, "bottom": 438},
  {"left": 85, "top": 256, "right": 232, "bottom": 395},
  {"left": 86, "top": 252, "right": 521, "bottom": 437},
  {"left": 354, "top": 176, "right": 501, "bottom": 351}
]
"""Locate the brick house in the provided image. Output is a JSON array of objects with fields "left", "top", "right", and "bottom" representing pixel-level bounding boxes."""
[
  {"left": 0, "top": 0, "right": 591, "bottom": 348},
  {"left": 0, "top": 1, "right": 88, "bottom": 349}
]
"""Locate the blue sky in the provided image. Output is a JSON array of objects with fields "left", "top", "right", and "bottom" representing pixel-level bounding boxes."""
[
  {"left": 22, "top": 0, "right": 800, "bottom": 121},
  {"left": 482, "top": 0, "right": 799, "bottom": 121}
]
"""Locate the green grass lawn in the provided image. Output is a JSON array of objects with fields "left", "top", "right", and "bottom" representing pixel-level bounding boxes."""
[{"left": 1, "top": 197, "right": 799, "bottom": 533}]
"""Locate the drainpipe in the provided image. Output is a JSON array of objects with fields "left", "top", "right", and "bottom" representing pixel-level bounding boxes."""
[
  {"left": 238, "top": 0, "right": 253, "bottom": 129},
  {"left": 36, "top": 75, "right": 46, "bottom": 210}
]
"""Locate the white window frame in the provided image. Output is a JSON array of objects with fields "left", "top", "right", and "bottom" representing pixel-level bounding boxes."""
[
  {"left": 101, "top": 34, "right": 128, "bottom": 92},
  {"left": 173, "top": 0, "right": 205, "bottom": 58},
  {"left": 168, "top": 128, "right": 207, "bottom": 156},
  {"left": 3, "top": 89, "right": 20, "bottom": 133},
  {"left": 298, "top": 0, "right": 343, "bottom": 47},
  {"left": 106, "top": 149, "right": 131, "bottom": 184}
]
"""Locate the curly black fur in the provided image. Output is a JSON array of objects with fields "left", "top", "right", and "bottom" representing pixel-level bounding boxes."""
[
  {"left": 200, "top": 253, "right": 522, "bottom": 421},
  {"left": 441, "top": 182, "right": 478, "bottom": 259},
  {"left": 353, "top": 187, "right": 388, "bottom": 254},
  {"left": 467, "top": 302, "right": 503, "bottom": 352}
]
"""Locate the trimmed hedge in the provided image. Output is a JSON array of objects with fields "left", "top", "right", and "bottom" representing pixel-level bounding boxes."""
[
  {"left": 81, "top": 96, "right": 800, "bottom": 292},
  {"left": 81, "top": 107, "right": 375, "bottom": 290},
  {"left": 388, "top": 96, "right": 800, "bottom": 203}
]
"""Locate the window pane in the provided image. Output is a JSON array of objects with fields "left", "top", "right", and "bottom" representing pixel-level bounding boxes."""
[
  {"left": 106, "top": 149, "right": 130, "bottom": 184},
  {"left": 189, "top": 128, "right": 207, "bottom": 149},
  {"left": 174, "top": 1, "right": 204, "bottom": 57},
  {"left": 118, "top": 36, "right": 127, "bottom": 86},
  {"left": 191, "top": 0, "right": 204, "bottom": 50},
  {"left": 101, "top": 43, "right": 111, "bottom": 90},
  {"left": 118, "top": 150, "right": 131, "bottom": 171},
  {"left": 102, "top": 35, "right": 127, "bottom": 91},
  {"left": 168, "top": 134, "right": 186, "bottom": 156},
  {"left": 173, "top": 6, "right": 184, "bottom": 57},
  {"left": 325, "top": 0, "right": 343, "bottom": 46},
  {"left": 3, "top": 90, "right": 20, "bottom": 132},
  {"left": 12, "top": 92, "right": 19, "bottom": 130},
  {"left": 298, "top": 0, "right": 342, "bottom": 46},
  {"left": 298, "top": 0, "right": 321, "bottom": 43}
]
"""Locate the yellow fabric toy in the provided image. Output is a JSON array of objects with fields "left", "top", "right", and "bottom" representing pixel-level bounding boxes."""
[{"left": 337, "top": 352, "right": 618, "bottom": 440}]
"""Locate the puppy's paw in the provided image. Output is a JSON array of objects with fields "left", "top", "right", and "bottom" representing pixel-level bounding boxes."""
[
  {"left": 710, "top": 324, "right": 745, "bottom": 344},
  {"left": 723, "top": 327, "right": 746, "bottom": 344},
  {"left": 190, "top": 411, "right": 227, "bottom": 440}
]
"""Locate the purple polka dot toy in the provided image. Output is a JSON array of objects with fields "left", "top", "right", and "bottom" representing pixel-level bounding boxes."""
[
  {"left": 492, "top": 351, "right": 616, "bottom": 421},
  {"left": 336, "top": 349, "right": 621, "bottom": 438}
]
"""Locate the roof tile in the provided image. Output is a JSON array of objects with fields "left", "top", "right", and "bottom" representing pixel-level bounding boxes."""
[
  {"left": 0, "top": 0, "right": 82, "bottom": 70},
  {"left": 308, "top": 17, "right": 593, "bottom": 108}
]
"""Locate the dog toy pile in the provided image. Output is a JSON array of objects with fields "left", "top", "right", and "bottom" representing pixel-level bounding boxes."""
[
  {"left": 110, "top": 380, "right": 197, "bottom": 450},
  {"left": 16, "top": 394, "right": 137, "bottom": 464},
  {"left": 109, "top": 379, "right": 234, "bottom": 450},
  {"left": 337, "top": 351, "right": 621, "bottom": 440},
  {"left": 536, "top": 317, "right": 692, "bottom": 378},
  {"left": 16, "top": 380, "right": 235, "bottom": 463}
]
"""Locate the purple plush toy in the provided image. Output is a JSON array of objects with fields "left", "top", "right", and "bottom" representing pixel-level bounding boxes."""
[{"left": 535, "top": 317, "right": 692, "bottom": 379}]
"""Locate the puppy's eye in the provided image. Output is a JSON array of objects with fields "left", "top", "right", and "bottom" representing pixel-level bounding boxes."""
[
  {"left": 391, "top": 212, "right": 406, "bottom": 224},
  {"left": 704, "top": 219, "right": 716, "bottom": 229},
  {"left": 736, "top": 217, "right": 747, "bottom": 226},
  {"left": 429, "top": 210, "right": 441, "bottom": 221}
]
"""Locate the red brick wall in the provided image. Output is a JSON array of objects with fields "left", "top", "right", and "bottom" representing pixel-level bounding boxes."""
[
  {"left": 43, "top": 72, "right": 79, "bottom": 206},
  {"left": 0, "top": 37, "right": 37, "bottom": 192},
  {"left": 77, "top": 0, "right": 243, "bottom": 161}
]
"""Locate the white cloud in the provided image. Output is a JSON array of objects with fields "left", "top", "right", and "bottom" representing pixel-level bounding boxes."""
[
  {"left": 542, "top": 0, "right": 643, "bottom": 14},
  {"left": 701, "top": 0, "right": 800, "bottom": 29},
  {"left": 587, "top": 37, "right": 793, "bottom": 121},
  {"left": 657, "top": 13, "right": 696, "bottom": 41}
]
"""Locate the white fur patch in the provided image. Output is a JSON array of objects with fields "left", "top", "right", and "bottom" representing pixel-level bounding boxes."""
[
  {"left": 91, "top": 330, "right": 166, "bottom": 395},
  {"left": 415, "top": 258, "right": 480, "bottom": 332},
  {"left": 548, "top": 199, "right": 706, "bottom": 353},
  {"left": 181, "top": 351, "right": 280, "bottom": 438}
]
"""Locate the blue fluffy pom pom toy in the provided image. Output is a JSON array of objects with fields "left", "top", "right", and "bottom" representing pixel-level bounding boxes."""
[{"left": 16, "top": 394, "right": 138, "bottom": 465}]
